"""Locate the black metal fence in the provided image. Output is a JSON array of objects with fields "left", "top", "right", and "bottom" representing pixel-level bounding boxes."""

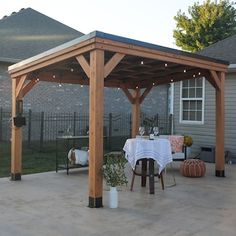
[{"left": 0, "top": 108, "right": 172, "bottom": 151}]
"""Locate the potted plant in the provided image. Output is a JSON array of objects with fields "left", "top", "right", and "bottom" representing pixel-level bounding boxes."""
[
  {"left": 184, "top": 135, "right": 193, "bottom": 157},
  {"left": 102, "top": 152, "right": 128, "bottom": 208}
]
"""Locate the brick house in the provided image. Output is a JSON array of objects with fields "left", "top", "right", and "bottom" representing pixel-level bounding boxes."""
[{"left": 0, "top": 8, "right": 168, "bottom": 115}]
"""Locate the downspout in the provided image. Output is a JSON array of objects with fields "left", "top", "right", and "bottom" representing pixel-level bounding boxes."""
[{"left": 169, "top": 83, "right": 174, "bottom": 134}]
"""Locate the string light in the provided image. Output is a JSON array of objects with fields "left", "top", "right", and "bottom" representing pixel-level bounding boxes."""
[
  {"left": 152, "top": 82, "right": 155, "bottom": 86},
  {"left": 117, "top": 87, "right": 120, "bottom": 90},
  {"left": 70, "top": 68, "right": 74, "bottom": 72},
  {"left": 36, "top": 78, "right": 39, "bottom": 82},
  {"left": 165, "top": 63, "right": 168, "bottom": 67},
  {"left": 80, "top": 85, "right": 83, "bottom": 88},
  {"left": 52, "top": 74, "right": 56, "bottom": 79},
  {"left": 136, "top": 86, "right": 139, "bottom": 89},
  {"left": 193, "top": 74, "right": 196, "bottom": 78},
  {"left": 198, "top": 72, "right": 201, "bottom": 75},
  {"left": 184, "top": 69, "right": 186, "bottom": 73},
  {"left": 140, "top": 61, "right": 144, "bottom": 65},
  {"left": 59, "top": 83, "right": 62, "bottom": 87},
  {"left": 170, "top": 79, "right": 173, "bottom": 82}
]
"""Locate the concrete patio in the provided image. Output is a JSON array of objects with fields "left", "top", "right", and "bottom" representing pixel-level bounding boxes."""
[{"left": 0, "top": 163, "right": 236, "bottom": 236}]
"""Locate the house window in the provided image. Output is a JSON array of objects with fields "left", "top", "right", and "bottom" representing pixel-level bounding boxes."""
[{"left": 180, "top": 77, "right": 205, "bottom": 124}]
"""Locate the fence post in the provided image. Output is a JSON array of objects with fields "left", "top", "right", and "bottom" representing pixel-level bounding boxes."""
[
  {"left": 108, "top": 113, "right": 112, "bottom": 151},
  {"left": 156, "top": 113, "right": 159, "bottom": 127},
  {"left": 40, "top": 111, "right": 44, "bottom": 151},
  {"left": 0, "top": 107, "right": 2, "bottom": 141},
  {"left": 73, "top": 112, "right": 76, "bottom": 136},
  {"left": 27, "top": 109, "right": 32, "bottom": 148}
]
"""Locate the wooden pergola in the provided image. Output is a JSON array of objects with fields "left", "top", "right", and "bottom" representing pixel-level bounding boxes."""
[{"left": 8, "top": 31, "right": 228, "bottom": 208}]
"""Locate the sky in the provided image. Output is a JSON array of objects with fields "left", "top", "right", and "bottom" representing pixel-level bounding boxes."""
[{"left": 1, "top": 0, "right": 205, "bottom": 49}]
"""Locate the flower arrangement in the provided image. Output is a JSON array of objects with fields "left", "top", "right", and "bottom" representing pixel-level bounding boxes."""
[
  {"left": 184, "top": 135, "right": 193, "bottom": 147},
  {"left": 102, "top": 153, "right": 128, "bottom": 187}
]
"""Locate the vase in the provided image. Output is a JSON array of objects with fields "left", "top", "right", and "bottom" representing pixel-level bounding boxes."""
[{"left": 109, "top": 186, "right": 118, "bottom": 208}]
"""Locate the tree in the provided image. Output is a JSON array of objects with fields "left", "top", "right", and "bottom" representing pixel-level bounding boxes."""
[{"left": 173, "top": 0, "right": 236, "bottom": 52}]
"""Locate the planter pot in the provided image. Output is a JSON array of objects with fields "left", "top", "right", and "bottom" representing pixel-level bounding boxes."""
[{"left": 109, "top": 187, "right": 118, "bottom": 208}]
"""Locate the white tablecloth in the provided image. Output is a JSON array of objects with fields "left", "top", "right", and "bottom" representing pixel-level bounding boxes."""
[{"left": 123, "top": 138, "right": 172, "bottom": 173}]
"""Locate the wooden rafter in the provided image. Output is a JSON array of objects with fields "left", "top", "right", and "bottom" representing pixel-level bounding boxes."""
[
  {"left": 121, "top": 86, "right": 134, "bottom": 104},
  {"left": 76, "top": 55, "right": 90, "bottom": 78},
  {"left": 95, "top": 38, "right": 228, "bottom": 72},
  {"left": 210, "top": 70, "right": 221, "bottom": 90},
  {"left": 21, "top": 78, "right": 38, "bottom": 98},
  {"left": 104, "top": 53, "right": 125, "bottom": 78},
  {"left": 16, "top": 75, "right": 27, "bottom": 99},
  {"left": 119, "top": 68, "right": 207, "bottom": 89},
  {"left": 140, "top": 85, "right": 153, "bottom": 104}
]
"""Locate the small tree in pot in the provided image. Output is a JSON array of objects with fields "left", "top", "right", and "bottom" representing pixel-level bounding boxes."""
[
  {"left": 184, "top": 135, "right": 193, "bottom": 157},
  {"left": 102, "top": 152, "right": 128, "bottom": 208}
]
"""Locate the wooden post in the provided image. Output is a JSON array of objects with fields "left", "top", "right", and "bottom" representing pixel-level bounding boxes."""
[
  {"left": 0, "top": 107, "right": 3, "bottom": 141},
  {"left": 27, "top": 109, "right": 32, "bottom": 148},
  {"left": 11, "top": 78, "right": 23, "bottom": 180},
  {"left": 215, "top": 72, "right": 225, "bottom": 177},
  {"left": 88, "top": 49, "right": 104, "bottom": 208},
  {"left": 131, "top": 88, "right": 141, "bottom": 138}
]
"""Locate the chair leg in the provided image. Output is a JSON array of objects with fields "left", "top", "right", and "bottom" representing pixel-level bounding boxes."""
[
  {"left": 160, "top": 171, "right": 164, "bottom": 190},
  {"left": 130, "top": 171, "right": 135, "bottom": 191}
]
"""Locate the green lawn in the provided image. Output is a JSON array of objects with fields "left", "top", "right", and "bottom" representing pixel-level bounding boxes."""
[
  {"left": 0, "top": 137, "right": 125, "bottom": 178},
  {"left": 0, "top": 141, "right": 59, "bottom": 178}
]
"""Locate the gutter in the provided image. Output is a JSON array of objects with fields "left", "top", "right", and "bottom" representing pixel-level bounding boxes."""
[{"left": 227, "top": 64, "right": 236, "bottom": 73}]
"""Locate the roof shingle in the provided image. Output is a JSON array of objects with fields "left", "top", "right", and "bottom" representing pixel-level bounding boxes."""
[
  {"left": 197, "top": 34, "right": 236, "bottom": 64},
  {"left": 0, "top": 8, "right": 84, "bottom": 62}
]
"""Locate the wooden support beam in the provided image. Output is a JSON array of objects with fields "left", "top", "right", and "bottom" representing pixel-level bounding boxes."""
[
  {"left": 9, "top": 41, "right": 96, "bottom": 78},
  {"left": 22, "top": 79, "right": 38, "bottom": 97},
  {"left": 215, "top": 72, "right": 225, "bottom": 177},
  {"left": 16, "top": 75, "right": 27, "bottom": 99},
  {"left": 131, "top": 88, "right": 141, "bottom": 138},
  {"left": 76, "top": 55, "right": 90, "bottom": 78},
  {"left": 210, "top": 70, "right": 221, "bottom": 90},
  {"left": 140, "top": 85, "right": 153, "bottom": 104},
  {"left": 95, "top": 39, "right": 228, "bottom": 72},
  {"left": 104, "top": 53, "right": 125, "bottom": 78},
  {"left": 204, "top": 71, "right": 217, "bottom": 89},
  {"left": 11, "top": 78, "right": 23, "bottom": 180},
  {"left": 121, "top": 86, "right": 134, "bottom": 104},
  {"left": 124, "top": 68, "right": 207, "bottom": 89},
  {"left": 88, "top": 49, "right": 104, "bottom": 208}
]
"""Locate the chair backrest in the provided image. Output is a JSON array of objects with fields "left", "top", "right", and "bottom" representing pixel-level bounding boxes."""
[
  {"left": 159, "top": 135, "right": 186, "bottom": 161},
  {"left": 170, "top": 135, "right": 186, "bottom": 161}
]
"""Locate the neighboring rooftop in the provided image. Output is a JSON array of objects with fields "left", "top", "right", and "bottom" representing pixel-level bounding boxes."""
[
  {"left": 197, "top": 33, "right": 236, "bottom": 64},
  {"left": 0, "top": 8, "right": 84, "bottom": 62}
]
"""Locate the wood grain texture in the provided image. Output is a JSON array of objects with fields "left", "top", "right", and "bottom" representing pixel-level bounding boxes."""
[
  {"left": 131, "top": 88, "right": 141, "bottom": 138},
  {"left": 89, "top": 49, "right": 104, "bottom": 200},
  {"left": 11, "top": 77, "right": 23, "bottom": 176},
  {"left": 215, "top": 72, "right": 225, "bottom": 172}
]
